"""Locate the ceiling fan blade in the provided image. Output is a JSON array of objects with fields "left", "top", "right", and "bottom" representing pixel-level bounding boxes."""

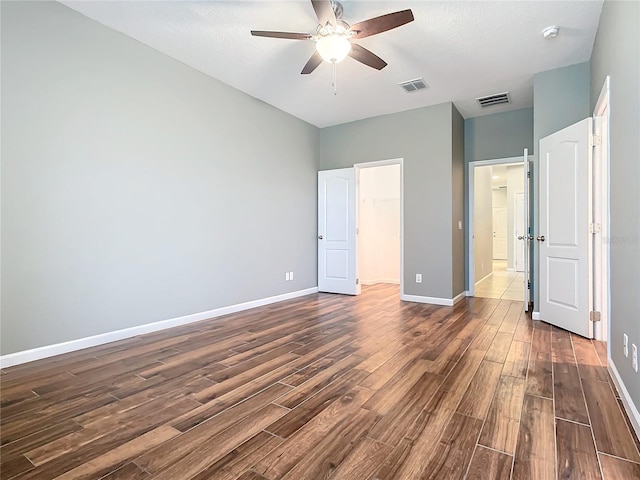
[
  {"left": 350, "top": 9, "right": 414, "bottom": 39},
  {"left": 311, "top": 0, "right": 336, "bottom": 27},
  {"left": 301, "top": 51, "right": 323, "bottom": 74},
  {"left": 251, "top": 30, "right": 312, "bottom": 40},
  {"left": 348, "top": 44, "right": 387, "bottom": 70}
]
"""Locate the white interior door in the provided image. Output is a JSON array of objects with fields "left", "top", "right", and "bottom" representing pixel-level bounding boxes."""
[
  {"left": 522, "top": 148, "right": 530, "bottom": 310},
  {"left": 318, "top": 168, "right": 359, "bottom": 295},
  {"left": 515, "top": 192, "right": 525, "bottom": 272},
  {"left": 539, "top": 118, "right": 592, "bottom": 338},
  {"left": 493, "top": 207, "right": 508, "bottom": 259}
]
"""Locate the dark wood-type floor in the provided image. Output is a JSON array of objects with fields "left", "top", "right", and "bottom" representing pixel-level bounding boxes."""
[{"left": 2, "top": 284, "right": 639, "bottom": 480}]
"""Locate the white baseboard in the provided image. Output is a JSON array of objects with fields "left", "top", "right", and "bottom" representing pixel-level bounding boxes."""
[
  {"left": 474, "top": 272, "right": 494, "bottom": 285},
  {"left": 401, "top": 292, "right": 466, "bottom": 307},
  {"left": 532, "top": 311, "right": 541, "bottom": 320},
  {"left": 452, "top": 291, "right": 467, "bottom": 305},
  {"left": 0, "top": 287, "right": 319, "bottom": 369},
  {"left": 361, "top": 279, "right": 400, "bottom": 286},
  {"left": 608, "top": 358, "right": 640, "bottom": 441},
  {"left": 465, "top": 291, "right": 472, "bottom": 297}
]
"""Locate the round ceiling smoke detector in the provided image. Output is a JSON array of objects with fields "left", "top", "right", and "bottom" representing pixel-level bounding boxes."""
[{"left": 542, "top": 25, "right": 560, "bottom": 39}]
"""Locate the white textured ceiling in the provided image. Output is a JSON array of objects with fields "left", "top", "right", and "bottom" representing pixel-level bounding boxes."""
[{"left": 60, "top": 0, "right": 603, "bottom": 128}]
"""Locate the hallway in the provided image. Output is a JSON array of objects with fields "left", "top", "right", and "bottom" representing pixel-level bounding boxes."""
[{"left": 475, "top": 260, "right": 525, "bottom": 301}]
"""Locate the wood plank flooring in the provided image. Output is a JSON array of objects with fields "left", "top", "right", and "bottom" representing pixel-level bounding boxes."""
[{"left": 1, "top": 284, "right": 639, "bottom": 479}]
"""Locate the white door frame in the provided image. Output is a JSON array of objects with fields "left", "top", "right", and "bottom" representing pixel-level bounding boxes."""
[
  {"left": 468, "top": 156, "right": 532, "bottom": 297},
  {"left": 514, "top": 191, "right": 525, "bottom": 272},
  {"left": 354, "top": 158, "right": 404, "bottom": 297},
  {"left": 593, "top": 76, "right": 611, "bottom": 343}
]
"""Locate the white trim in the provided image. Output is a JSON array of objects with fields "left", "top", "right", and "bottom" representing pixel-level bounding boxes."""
[
  {"left": 469, "top": 156, "right": 526, "bottom": 168},
  {"left": 0, "top": 287, "right": 318, "bottom": 368},
  {"left": 595, "top": 76, "right": 611, "bottom": 115},
  {"left": 452, "top": 291, "right": 467, "bottom": 305},
  {"left": 592, "top": 76, "right": 611, "bottom": 343},
  {"left": 532, "top": 311, "right": 541, "bottom": 320},
  {"left": 361, "top": 279, "right": 400, "bottom": 286},
  {"left": 354, "top": 158, "right": 402, "bottom": 169},
  {"left": 475, "top": 271, "right": 493, "bottom": 285},
  {"left": 608, "top": 358, "right": 640, "bottom": 441},
  {"left": 465, "top": 290, "right": 472, "bottom": 297},
  {"left": 401, "top": 291, "right": 466, "bottom": 307}
]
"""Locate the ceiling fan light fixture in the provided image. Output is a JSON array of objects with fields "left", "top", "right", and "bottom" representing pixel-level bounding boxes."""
[{"left": 316, "top": 35, "right": 352, "bottom": 63}]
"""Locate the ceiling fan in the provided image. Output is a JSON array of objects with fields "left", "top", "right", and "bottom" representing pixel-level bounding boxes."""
[{"left": 251, "top": 0, "right": 414, "bottom": 75}]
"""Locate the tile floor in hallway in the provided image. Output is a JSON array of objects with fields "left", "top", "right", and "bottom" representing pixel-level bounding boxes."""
[{"left": 475, "top": 260, "right": 525, "bottom": 301}]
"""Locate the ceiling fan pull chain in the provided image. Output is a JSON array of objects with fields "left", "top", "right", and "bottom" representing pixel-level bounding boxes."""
[{"left": 332, "top": 62, "right": 337, "bottom": 95}]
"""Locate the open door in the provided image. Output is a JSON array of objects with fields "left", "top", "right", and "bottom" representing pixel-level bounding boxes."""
[
  {"left": 515, "top": 192, "right": 525, "bottom": 272},
  {"left": 318, "top": 168, "right": 359, "bottom": 295},
  {"left": 522, "top": 148, "right": 530, "bottom": 311},
  {"left": 538, "top": 119, "right": 592, "bottom": 338}
]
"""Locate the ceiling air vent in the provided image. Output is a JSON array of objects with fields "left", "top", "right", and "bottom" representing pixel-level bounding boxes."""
[
  {"left": 399, "top": 78, "right": 428, "bottom": 93},
  {"left": 476, "top": 92, "right": 510, "bottom": 108}
]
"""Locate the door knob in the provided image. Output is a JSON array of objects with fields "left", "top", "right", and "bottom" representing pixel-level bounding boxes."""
[
  {"left": 537, "top": 235, "right": 545, "bottom": 242},
  {"left": 318, "top": 235, "right": 323, "bottom": 240}
]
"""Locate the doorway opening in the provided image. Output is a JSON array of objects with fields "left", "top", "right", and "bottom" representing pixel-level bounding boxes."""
[
  {"left": 473, "top": 162, "right": 524, "bottom": 300},
  {"left": 468, "top": 154, "right": 531, "bottom": 304},
  {"left": 355, "top": 159, "right": 403, "bottom": 297}
]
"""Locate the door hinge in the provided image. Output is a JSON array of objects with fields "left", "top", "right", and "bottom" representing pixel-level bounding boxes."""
[
  {"left": 356, "top": 227, "right": 359, "bottom": 235},
  {"left": 527, "top": 280, "right": 531, "bottom": 289},
  {"left": 356, "top": 278, "right": 360, "bottom": 285},
  {"left": 589, "top": 223, "right": 601, "bottom": 234},
  {"left": 589, "top": 134, "right": 601, "bottom": 147},
  {"left": 590, "top": 311, "right": 601, "bottom": 322},
  {"left": 527, "top": 171, "right": 531, "bottom": 178}
]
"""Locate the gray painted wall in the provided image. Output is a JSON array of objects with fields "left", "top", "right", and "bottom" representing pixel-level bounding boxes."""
[
  {"left": 464, "top": 108, "right": 533, "bottom": 290},
  {"left": 451, "top": 107, "right": 465, "bottom": 297},
  {"left": 532, "top": 62, "right": 591, "bottom": 306},
  {"left": 1, "top": 2, "right": 319, "bottom": 355},
  {"left": 533, "top": 63, "right": 591, "bottom": 153},
  {"left": 465, "top": 108, "right": 533, "bottom": 162},
  {"left": 591, "top": 0, "right": 640, "bottom": 411},
  {"left": 319, "top": 103, "right": 461, "bottom": 300}
]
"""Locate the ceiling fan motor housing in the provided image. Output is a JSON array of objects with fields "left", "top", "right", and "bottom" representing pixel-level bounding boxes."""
[{"left": 331, "top": 1, "right": 344, "bottom": 20}]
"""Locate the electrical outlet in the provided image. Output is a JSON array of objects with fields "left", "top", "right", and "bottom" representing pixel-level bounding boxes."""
[
  {"left": 624, "top": 334, "right": 629, "bottom": 357},
  {"left": 290, "top": 271, "right": 294, "bottom": 281},
  {"left": 285, "top": 272, "right": 290, "bottom": 281},
  {"left": 416, "top": 273, "right": 422, "bottom": 283},
  {"left": 632, "top": 344, "right": 638, "bottom": 373}
]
